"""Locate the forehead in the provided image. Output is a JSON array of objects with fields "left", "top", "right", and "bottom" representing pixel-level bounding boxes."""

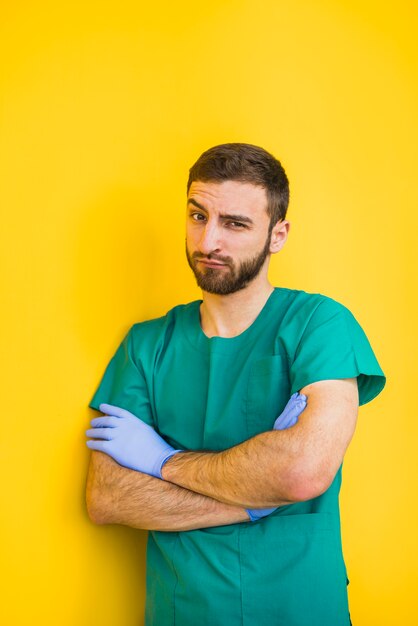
[{"left": 187, "top": 180, "right": 268, "bottom": 215}]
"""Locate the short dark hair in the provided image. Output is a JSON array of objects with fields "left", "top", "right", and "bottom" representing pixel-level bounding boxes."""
[{"left": 187, "top": 143, "right": 289, "bottom": 226}]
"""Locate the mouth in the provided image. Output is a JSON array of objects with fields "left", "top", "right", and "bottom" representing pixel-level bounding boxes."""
[{"left": 197, "top": 260, "right": 227, "bottom": 268}]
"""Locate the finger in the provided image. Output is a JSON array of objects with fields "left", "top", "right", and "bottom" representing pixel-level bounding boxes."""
[
  {"left": 282, "top": 398, "right": 307, "bottom": 420},
  {"left": 291, "top": 393, "right": 307, "bottom": 407},
  {"left": 90, "top": 416, "right": 121, "bottom": 429},
  {"left": 286, "top": 415, "right": 298, "bottom": 428},
  {"left": 274, "top": 415, "right": 294, "bottom": 430},
  {"left": 86, "top": 439, "right": 110, "bottom": 453},
  {"left": 289, "top": 392, "right": 307, "bottom": 405},
  {"left": 274, "top": 392, "right": 308, "bottom": 429},
  {"left": 99, "top": 403, "right": 138, "bottom": 419},
  {"left": 274, "top": 398, "right": 306, "bottom": 429},
  {"left": 275, "top": 413, "right": 300, "bottom": 430},
  {"left": 85, "top": 427, "right": 115, "bottom": 441}
]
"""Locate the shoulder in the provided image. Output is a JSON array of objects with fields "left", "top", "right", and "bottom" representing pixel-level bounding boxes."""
[
  {"left": 279, "top": 286, "right": 348, "bottom": 308},
  {"left": 277, "top": 287, "right": 351, "bottom": 328},
  {"left": 126, "top": 300, "right": 200, "bottom": 351}
]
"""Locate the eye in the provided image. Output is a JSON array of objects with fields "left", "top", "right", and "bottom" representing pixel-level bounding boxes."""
[
  {"left": 190, "top": 212, "right": 206, "bottom": 222},
  {"left": 226, "top": 221, "right": 247, "bottom": 229}
]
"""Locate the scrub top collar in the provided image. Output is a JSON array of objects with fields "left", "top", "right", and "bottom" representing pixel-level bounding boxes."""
[{"left": 181, "top": 287, "right": 284, "bottom": 354}]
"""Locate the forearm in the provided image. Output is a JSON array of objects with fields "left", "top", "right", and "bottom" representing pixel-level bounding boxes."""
[
  {"left": 86, "top": 451, "right": 250, "bottom": 531},
  {"left": 162, "top": 379, "right": 358, "bottom": 508},
  {"left": 162, "top": 429, "right": 310, "bottom": 508}
]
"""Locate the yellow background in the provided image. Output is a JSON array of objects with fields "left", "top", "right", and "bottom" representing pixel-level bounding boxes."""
[{"left": 1, "top": 1, "right": 416, "bottom": 624}]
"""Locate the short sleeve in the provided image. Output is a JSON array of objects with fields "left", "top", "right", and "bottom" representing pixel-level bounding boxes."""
[
  {"left": 289, "top": 298, "right": 386, "bottom": 406},
  {"left": 88, "top": 327, "right": 154, "bottom": 425}
]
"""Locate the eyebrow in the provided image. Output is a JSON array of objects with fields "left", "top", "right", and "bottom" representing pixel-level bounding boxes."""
[{"left": 187, "top": 198, "right": 254, "bottom": 225}]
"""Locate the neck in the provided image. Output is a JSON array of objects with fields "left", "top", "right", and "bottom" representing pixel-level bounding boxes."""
[{"left": 200, "top": 276, "right": 275, "bottom": 338}]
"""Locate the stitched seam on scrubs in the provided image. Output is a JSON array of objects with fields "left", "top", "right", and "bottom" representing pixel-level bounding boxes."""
[
  {"left": 341, "top": 307, "right": 386, "bottom": 406},
  {"left": 291, "top": 298, "right": 326, "bottom": 364},
  {"left": 128, "top": 327, "right": 160, "bottom": 426},
  {"left": 171, "top": 533, "right": 181, "bottom": 626},
  {"left": 341, "top": 307, "right": 369, "bottom": 406},
  {"left": 125, "top": 326, "right": 152, "bottom": 387},
  {"left": 238, "top": 525, "right": 244, "bottom": 626},
  {"left": 341, "top": 307, "right": 360, "bottom": 365}
]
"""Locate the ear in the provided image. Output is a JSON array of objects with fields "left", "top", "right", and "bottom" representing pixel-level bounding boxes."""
[{"left": 269, "top": 220, "right": 290, "bottom": 254}]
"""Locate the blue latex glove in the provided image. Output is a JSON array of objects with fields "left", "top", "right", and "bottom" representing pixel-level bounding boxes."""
[
  {"left": 86, "top": 403, "right": 181, "bottom": 478},
  {"left": 246, "top": 392, "right": 307, "bottom": 522}
]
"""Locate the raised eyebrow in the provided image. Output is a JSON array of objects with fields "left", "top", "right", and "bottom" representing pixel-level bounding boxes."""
[
  {"left": 187, "top": 198, "right": 207, "bottom": 212},
  {"left": 219, "top": 213, "right": 254, "bottom": 225},
  {"left": 187, "top": 199, "right": 254, "bottom": 225}
]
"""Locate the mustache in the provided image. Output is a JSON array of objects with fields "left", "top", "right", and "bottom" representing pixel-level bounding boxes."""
[{"left": 192, "top": 252, "right": 232, "bottom": 265}]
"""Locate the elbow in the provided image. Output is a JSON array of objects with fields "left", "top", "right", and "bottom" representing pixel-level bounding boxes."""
[
  {"left": 284, "top": 464, "right": 334, "bottom": 503},
  {"left": 86, "top": 504, "right": 103, "bottom": 525},
  {"left": 86, "top": 496, "right": 109, "bottom": 525},
  {"left": 86, "top": 490, "right": 112, "bottom": 525},
  {"left": 85, "top": 451, "right": 116, "bottom": 525},
  {"left": 85, "top": 475, "right": 115, "bottom": 525}
]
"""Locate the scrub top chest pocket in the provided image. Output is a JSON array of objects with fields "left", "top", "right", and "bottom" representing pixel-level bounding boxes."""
[{"left": 246, "top": 354, "right": 291, "bottom": 438}]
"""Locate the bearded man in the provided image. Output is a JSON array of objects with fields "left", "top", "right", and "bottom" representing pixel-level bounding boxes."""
[{"left": 86, "top": 143, "right": 385, "bottom": 626}]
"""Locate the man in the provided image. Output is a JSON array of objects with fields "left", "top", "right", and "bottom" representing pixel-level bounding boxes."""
[{"left": 85, "top": 143, "right": 386, "bottom": 625}]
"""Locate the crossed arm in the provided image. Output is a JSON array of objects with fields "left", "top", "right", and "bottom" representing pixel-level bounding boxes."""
[
  {"left": 86, "top": 378, "right": 358, "bottom": 531},
  {"left": 86, "top": 451, "right": 251, "bottom": 531}
]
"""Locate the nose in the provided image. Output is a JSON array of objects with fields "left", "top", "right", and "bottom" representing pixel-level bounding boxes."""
[{"left": 197, "top": 221, "right": 222, "bottom": 255}]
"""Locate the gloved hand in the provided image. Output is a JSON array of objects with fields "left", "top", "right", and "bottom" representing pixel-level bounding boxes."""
[
  {"left": 273, "top": 392, "right": 307, "bottom": 430},
  {"left": 86, "top": 403, "right": 181, "bottom": 478},
  {"left": 246, "top": 392, "right": 307, "bottom": 522}
]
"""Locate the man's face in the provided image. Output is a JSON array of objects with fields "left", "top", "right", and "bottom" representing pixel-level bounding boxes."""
[{"left": 185, "top": 180, "right": 275, "bottom": 295}]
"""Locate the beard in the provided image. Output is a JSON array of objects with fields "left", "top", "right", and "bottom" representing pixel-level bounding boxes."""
[{"left": 185, "top": 232, "right": 272, "bottom": 296}]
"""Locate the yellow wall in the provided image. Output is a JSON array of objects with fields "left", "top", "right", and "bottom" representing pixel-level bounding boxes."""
[{"left": 1, "top": 1, "right": 416, "bottom": 624}]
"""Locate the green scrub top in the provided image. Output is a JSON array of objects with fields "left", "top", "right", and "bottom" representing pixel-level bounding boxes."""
[{"left": 89, "top": 287, "right": 386, "bottom": 626}]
